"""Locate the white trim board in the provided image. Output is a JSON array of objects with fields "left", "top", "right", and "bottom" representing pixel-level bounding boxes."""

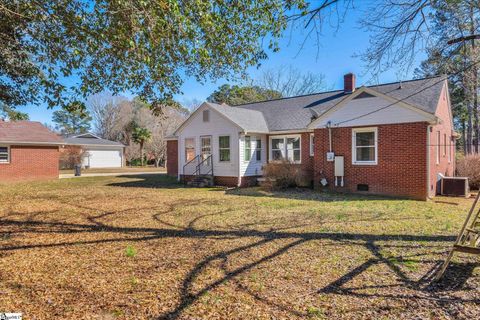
[{"left": 308, "top": 87, "right": 438, "bottom": 129}]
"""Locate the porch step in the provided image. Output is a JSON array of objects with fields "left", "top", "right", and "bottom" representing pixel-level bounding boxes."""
[{"left": 187, "top": 175, "right": 214, "bottom": 188}]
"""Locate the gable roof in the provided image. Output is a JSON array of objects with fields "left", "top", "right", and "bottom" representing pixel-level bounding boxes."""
[
  {"left": 234, "top": 76, "right": 446, "bottom": 131},
  {"left": 207, "top": 102, "right": 269, "bottom": 133},
  {"left": 0, "top": 121, "right": 64, "bottom": 145},
  {"left": 63, "top": 132, "right": 124, "bottom": 147},
  {"left": 174, "top": 102, "right": 269, "bottom": 135}
]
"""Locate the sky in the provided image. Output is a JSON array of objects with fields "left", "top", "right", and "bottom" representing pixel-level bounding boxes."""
[{"left": 18, "top": 4, "right": 425, "bottom": 126}]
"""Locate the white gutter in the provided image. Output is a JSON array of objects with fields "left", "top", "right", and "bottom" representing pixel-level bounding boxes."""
[
  {"left": 65, "top": 143, "right": 125, "bottom": 148},
  {"left": 0, "top": 141, "right": 64, "bottom": 146}
]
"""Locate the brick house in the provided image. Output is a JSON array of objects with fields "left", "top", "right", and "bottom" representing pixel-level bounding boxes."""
[
  {"left": 167, "top": 74, "right": 455, "bottom": 200},
  {"left": 0, "top": 121, "right": 63, "bottom": 182}
]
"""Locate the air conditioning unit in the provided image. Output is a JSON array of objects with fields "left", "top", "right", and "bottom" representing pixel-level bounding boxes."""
[{"left": 441, "top": 176, "right": 470, "bottom": 198}]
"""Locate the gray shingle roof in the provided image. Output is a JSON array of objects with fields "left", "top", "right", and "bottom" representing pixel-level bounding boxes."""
[
  {"left": 234, "top": 76, "right": 446, "bottom": 131},
  {"left": 63, "top": 133, "right": 124, "bottom": 147},
  {"left": 206, "top": 102, "right": 269, "bottom": 133}
]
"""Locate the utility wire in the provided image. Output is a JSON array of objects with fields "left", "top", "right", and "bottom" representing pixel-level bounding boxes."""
[{"left": 333, "top": 58, "right": 480, "bottom": 126}]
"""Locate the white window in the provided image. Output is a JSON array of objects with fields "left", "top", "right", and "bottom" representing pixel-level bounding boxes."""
[
  {"left": 184, "top": 138, "right": 195, "bottom": 162},
  {"left": 244, "top": 136, "right": 252, "bottom": 161},
  {"left": 443, "top": 133, "right": 447, "bottom": 156},
  {"left": 269, "top": 135, "right": 301, "bottom": 163},
  {"left": 448, "top": 136, "right": 452, "bottom": 163},
  {"left": 255, "top": 138, "right": 262, "bottom": 161},
  {"left": 436, "top": 131, "right": 440, "bottom": 164},
  {"left": 271, "top": 138, "right": 284, "bottom": 161},
  {"left": 286, "top": 137, "right": 301, "bottom": 162},
  {"left": 310, "top": 133, "right": 314, "bottom": 156},
  {"left": 0, "top": 146, "right": 10, "bottom": 163},
  {"left": 352, "top": 128, "right": 377, "bottom": 165},
  {"left": 219, "top": 136, "right": 230, "bottom": 162},
  {"left": 202, "top": 110, "right": 209, "bottom": 122}
]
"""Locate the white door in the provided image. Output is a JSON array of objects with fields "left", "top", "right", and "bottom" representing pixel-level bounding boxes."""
[{"left": 84, "top": 148, "right": 123, "bottom": 168}]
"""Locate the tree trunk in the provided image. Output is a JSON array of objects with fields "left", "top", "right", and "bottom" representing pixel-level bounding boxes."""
[
  {"left": 468, "top": 3, "right": 479, "bottom": 154},
  {"left": 140, "top": 141, "right": 144, "bottom": 166}
]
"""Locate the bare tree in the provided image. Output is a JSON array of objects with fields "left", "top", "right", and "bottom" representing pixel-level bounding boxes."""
[
  {"left": 88, "top": 93, "right": 128, "bottom": 140},
  {"left": 88, "top": 93, "right": 187, "bottom": 166},
  {"left": 182, "top": 98, "right": 203, "bottom": 112},
  {"left": 145, "top": 106, "right": 186, "bottom": 167},
  {"left": 256, "top": 65, "right": 329, "bottom": 97}
]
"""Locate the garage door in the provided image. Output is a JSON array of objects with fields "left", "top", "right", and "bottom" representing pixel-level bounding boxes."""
[{"left": 84, "top": 149, "right": 123, "bottom": 168}]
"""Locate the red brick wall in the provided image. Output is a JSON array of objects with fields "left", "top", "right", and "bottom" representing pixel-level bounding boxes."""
[
  {"left": 166, "top": 140, "right": 178, "bottom": 177},
  {"left": 429, "top": 84, "right": 455, "bottom": 196},
  {"left": 313, "top": 122, "right": 429, "bottom": 200},
  {"left": 0, "top": 145, "right": 59, "bottom": 182}
]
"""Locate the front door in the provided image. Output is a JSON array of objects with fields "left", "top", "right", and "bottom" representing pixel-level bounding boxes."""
[{"left": 200, "top": 136, "right": 212, "bottom": 166}]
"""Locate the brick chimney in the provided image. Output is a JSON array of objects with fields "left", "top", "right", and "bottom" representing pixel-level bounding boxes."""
[{"left": 344, "top": 73, "right": 356, "bottom": 93}]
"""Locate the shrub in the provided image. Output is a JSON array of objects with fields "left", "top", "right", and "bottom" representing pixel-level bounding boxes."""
[
  {"left": 59, "top": 146, "right": 89, "bottom": 169},
  {"left": 456, "top": 154, "right": 480, "bottom": 189},
  {"left": 261, "top": 160, "right": 312, "bottom": 190}
]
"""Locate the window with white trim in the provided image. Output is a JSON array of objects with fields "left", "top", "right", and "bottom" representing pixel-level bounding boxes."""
[
  {"left": 271, "top": 138, "right": 284, "bottom": 161},
  {"left": 443, "top": 133, "right": 447, "bottom": 156},
  {"left": 184, "top": 138, "right": 195, "bottom": 162},
  {"left": 352, "top": 128, "right": 377, "bottom": 165},
  {"left": 244, "top": 136, "right": 252, "bottom": 161},
  {"left": 0, "top": 146, "right": 9, "bottom": 163},
  {"left": 255, "top": 138, "right": 262, "bottom": 161},
  {"left": 436, "top": 131, "right": 440, "bottom": 164},
  {"left": 286, "top": 137, "right": 300, "bottom": 162},
  {"left": 269, "top": 135, "right": 301, "bottom": 163},
  {"left": 448, "top": 136, "right": 452, "bottom": 163},
  {"left": 309, "top": 133, "right": 314, "bottom": 156},
  {"left": 219, "top": 136, "right": 230, "bottom": 162}
]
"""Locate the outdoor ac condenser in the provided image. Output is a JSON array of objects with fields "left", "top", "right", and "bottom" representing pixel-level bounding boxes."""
[
  {"left": 441, "top": 176, "right": 470, "bottom": 198},
  {"left": 334, "top": 156, "right": 344, "bottom": 187}
]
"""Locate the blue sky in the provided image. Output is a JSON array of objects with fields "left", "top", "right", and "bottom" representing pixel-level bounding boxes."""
[{"left": 19, "top": 6, "right": 424, "bottom": 125}]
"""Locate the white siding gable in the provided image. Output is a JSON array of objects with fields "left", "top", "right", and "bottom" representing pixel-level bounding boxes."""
[
  {"left": 177, "top": 104, "right": 240, "bottom": 178},
  {"left": 239, "top": 134, "right": 267, "bottom": 177},
  {"left": 312, "top": 95, "right": 434, "bottom": 128}
]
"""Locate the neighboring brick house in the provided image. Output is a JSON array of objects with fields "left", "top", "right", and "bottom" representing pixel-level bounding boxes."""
[
  {"left": 167, "top": 74, "right": 455, "bottom": 200},
  {"left": 0, "top": 121, "right": 63, "bottom": 182}
]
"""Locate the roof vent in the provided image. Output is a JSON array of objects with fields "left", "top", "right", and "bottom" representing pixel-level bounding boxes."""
[{"left": 398, "top": 80, "right": 403, "bottom": 89}]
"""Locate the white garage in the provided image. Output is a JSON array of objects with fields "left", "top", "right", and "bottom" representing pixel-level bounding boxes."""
[
  {"left": 83, "top": 147, "right": 123, "bottom": 168},
  {"left": 63, "top": 133, "right": 124, "bottom": 168}
]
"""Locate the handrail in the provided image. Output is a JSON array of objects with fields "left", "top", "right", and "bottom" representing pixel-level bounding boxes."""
[
  {"left": 183, "top": 155, "right": 200, "bottom": 185},
  {"left": 194, "top": 155, "right": 213, "bottom": 176}
]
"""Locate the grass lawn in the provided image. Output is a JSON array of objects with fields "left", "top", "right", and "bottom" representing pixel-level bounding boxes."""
[
  {"left": 0, "top": 174, "right": 479, "bottom": 319},
  {"left": 60, "top": 166, "right": 166, "bottom": 174}
]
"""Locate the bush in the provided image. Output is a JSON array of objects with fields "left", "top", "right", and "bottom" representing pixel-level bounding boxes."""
[
  {"left": 456, "top": 154, "right": 480, "bottom": 189},
  {"left": 261, "top": 160, "right": 311, "bottom": 190},
  {"left": 59, "top": 146, "right": 88, "bottom": 169}
]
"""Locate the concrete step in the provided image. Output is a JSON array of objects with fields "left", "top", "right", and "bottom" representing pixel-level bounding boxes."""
[{"left": 187, "top": 175, "right": 214, "bottom": 187}]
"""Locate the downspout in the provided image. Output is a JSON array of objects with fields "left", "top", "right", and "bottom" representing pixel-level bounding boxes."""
[
  {"left": 327, "top": 121, "right": 332, "bottom": 152},
  {"left": 238, "top": 131, "right": 242, "bottom": 187},
  {"left": 427, "top": 125, "right": 432, "bottom": 199}
]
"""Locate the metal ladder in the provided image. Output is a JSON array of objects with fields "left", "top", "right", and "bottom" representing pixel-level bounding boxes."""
[{"left": 435, "top": 191, "right": 480, "bottom": 281}]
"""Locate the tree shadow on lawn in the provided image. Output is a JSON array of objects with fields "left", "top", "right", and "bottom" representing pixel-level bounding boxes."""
[
  {"left": 1, "top": 204, "right": 479, "bottom": 318},
  {"left": 106, "top": 174, "right": 185, "bottom": 189},
  {"left": 224, "top": 187, "right": 416, "bottom": 203},
  {"left": 0, "top": 194, "right": 480, "bottom": 319}
]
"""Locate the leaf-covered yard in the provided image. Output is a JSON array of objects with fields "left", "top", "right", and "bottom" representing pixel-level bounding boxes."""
[{"left": 0, "top": 174, "right": 479, "bottom": 319}]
